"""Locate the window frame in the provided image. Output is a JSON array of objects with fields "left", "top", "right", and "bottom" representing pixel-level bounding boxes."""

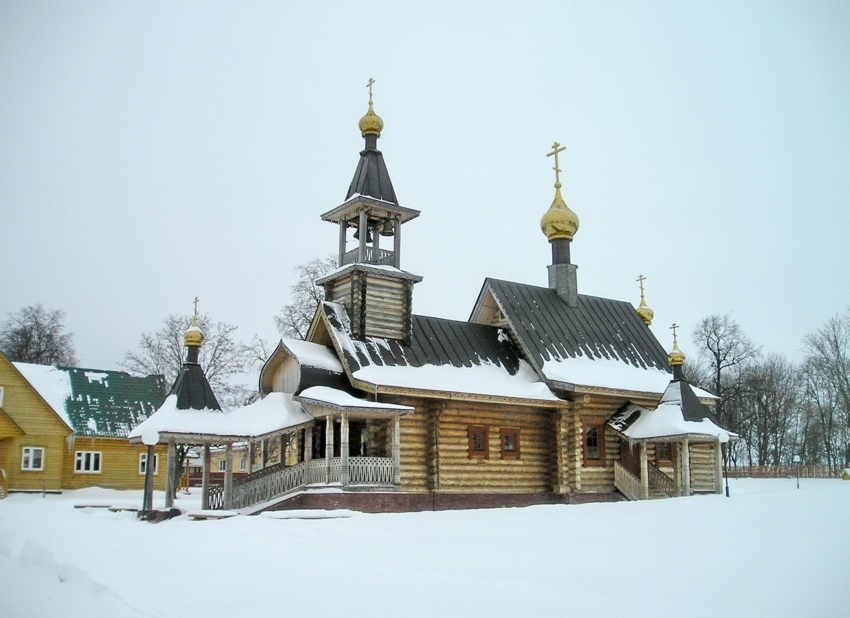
[
  {"left": 467, "top": 426, "right": 489, "bottom": 459},
  {"left": 500, "top": 427, "right": 521, "bottom": 460},
  {"left": 239, "top": 457, "right": 246, "bottom": 471},
  {"left": 582, "top": 421, "right": 606, "bottom": 467},
  {"left": 139, "top": 452, "right": 159, "bottom": 475},
  {"left": 74, "top": 450, "right": 102, "bottom": 474},
  {"left": 655, "top": 442, "right": 674, "bottom": 466},
  {"left": 0, "top": 385, "right": 5, "bottom": 407},
  {"left": 218, "top": 460, "right": 227, "bottom": 472},
  {"left": 21, "top": 446, "right": 45, "bottom": 471}
]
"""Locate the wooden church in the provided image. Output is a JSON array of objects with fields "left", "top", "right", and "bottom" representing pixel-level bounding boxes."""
[{"left": 130, "top": 84, "right": 732, "bottom": 512}]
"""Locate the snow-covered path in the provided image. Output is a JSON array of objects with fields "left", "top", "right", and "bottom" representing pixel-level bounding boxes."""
[{"left": 1, "top": 479, "right": 846, "bottom": 617}]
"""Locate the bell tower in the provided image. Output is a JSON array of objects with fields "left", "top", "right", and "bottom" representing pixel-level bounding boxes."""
[{"left": 317, "top": 80, "right": 422, "bottom": 343}]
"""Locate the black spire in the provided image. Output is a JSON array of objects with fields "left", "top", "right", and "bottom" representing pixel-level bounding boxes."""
[{"left": 170, "top": 304, "right": 221, "bottom": 411}]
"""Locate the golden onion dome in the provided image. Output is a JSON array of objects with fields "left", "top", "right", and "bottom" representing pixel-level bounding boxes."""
[
  {"left": 637, "top": 302, "right": 654, "bottom": 326},
  {"left": 359, "top": 101, "right": 384, "bottom": 137},
  {"left": 668, "top": 341, "right": 686, "bottom": 367},
  {"left": 540, "top": 183, "right": 579, "bottom": 241},
  {"left": 184, "top": 315, "right": 204, "bottom": 348}
]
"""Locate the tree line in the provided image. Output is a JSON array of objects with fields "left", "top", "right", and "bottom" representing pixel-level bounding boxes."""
[{"left": 688, "top": 313, "right": 850, "bottom": 468}]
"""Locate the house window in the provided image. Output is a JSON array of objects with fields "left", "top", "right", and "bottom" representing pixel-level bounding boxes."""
[
  {"left": 139, "top": 453, "right": 158, "bottom": 475},
  {"left": 74, "top": 451, "right": 102, "bottom": 473},
  {"left": 239, "top": 457, "right": 246, "bottom": 471},
  {"left": 218, "top": 460, "right": 227, "bottom": 472},
  {"left": 467, "top": 426, "right": 489, "bottom": 458},
  {"left": 0, "top": 386, "right": 4, "bottom": 406},
  {"left": 500, "top": 428, "right": 520, "bottom": 459},
  {"left": 656, "top": 442, "right": 674, "bottom": 466},
  {"left": 583, "top": 422, "right": 606, "bottom": 466},
  {"left": 21, "top": 447, "right": 44, "bottom": 471}
]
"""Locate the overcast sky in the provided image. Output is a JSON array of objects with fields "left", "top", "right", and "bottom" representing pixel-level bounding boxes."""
[{"left": 2, "top": 1, "right": 848, "bottom": 375}]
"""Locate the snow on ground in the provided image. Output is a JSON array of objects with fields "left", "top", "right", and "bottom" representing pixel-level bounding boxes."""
[{"left": 1, "top": 479, "right": 847, "bottom": 617}]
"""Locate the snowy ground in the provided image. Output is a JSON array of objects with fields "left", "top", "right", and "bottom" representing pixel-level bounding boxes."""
[{"left": 1, "top": 479, "right": 847, "bottom": 617}]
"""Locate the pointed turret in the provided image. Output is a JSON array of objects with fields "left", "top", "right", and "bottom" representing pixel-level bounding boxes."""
[
  {"left": 318, "top": 80, "right": 422, "bottom": 343},
  {"left": 635, "top": 274, "right": 654, "bottom": 326},
  {"left": 170, "top": 298, "right": 221, "bottom": 411},
  {"left": 541, "top": 142, "right": 579, "bottom": 306}
]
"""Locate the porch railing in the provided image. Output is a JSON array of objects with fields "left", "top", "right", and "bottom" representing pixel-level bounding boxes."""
[
  {"left": 614, "top": 461, "right": 643, "bottom": 501},
  {"left": 211, "top": 456, "right": 397, "bottom": 510},
  {"left": 647, "top": 462, "right": 674, "bottom": 497}
]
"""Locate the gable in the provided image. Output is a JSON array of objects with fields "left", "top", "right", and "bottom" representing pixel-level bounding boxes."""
[{"left": 0, "top": 356, "right": 72, "bottom": 436}]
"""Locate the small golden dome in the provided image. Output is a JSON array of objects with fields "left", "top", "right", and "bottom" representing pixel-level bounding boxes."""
[
  {"left": 184, "top": 315, "right": 204, "bottom": 347},
  {"left": 359, "top": 102, "right": 383, "bottom": 137},
  {"left": 637, "top": 303, "right": 654, "bottom": 326},
  {"left": 540, "top": 184, "right": 579, "bottom": 241},
  {"left": 668, "top": 341, "right": 685, "bottom": 367}
]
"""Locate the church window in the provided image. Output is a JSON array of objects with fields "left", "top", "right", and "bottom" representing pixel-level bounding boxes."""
[
  {"left": 656, "top": 442, "right": 674, "bottom": 465},
  {"left": 583, "top": 422, "right": 605, "bottom": 466},
  {"left": 500, "top": 428, "right": 520, "bottom": 459},
  {"left": 468, "top": 426, "right": 489, "bottom": 458},
  {"left": 74, "top": 451, "right": 102, "bottom": 473}
]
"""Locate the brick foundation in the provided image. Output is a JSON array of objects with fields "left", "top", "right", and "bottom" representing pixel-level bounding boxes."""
[{"left": 258, "top": 491, "right": 624, "bottom": 514}]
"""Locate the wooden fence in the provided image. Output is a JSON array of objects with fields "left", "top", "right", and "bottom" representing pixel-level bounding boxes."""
[{"left": 726, "top": 464, "right": 844, "bottom": 479}]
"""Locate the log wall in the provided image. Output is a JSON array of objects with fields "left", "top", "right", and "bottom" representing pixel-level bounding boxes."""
[{"left": 690, "top": 442, "right": 718, "bottom": 492}]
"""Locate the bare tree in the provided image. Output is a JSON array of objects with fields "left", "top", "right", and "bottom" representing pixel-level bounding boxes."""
[
  {"left": 737, "top": 354, "right": 802, "bottom": 465},
  {"left": 802, "top": 311, "right": 850, "bottom": 467},
  {"left": 121, "top": 313, "right": 253, "bottom": 408},
  {"left": 0, "top": 304, "right": 78, "bottom": 366},
  {"left": 275, "top": 256, "right": 337, "bottom": 339}
]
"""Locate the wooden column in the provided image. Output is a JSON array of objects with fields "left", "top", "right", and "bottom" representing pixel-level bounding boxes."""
[
  {"left": 223, "top": 443, "right": 233, "bottom": 510},
  {"left": 640, "top": 442, "right": 649, "bottom": 500},
  {"left": 682, "top": 438, "right": 691, "bottom": 496},
  {"left": 358, "top": 209, "right": 367, "bottom": 262},
  {"left": 248, "top": 441, "right": 255, "bottom": 473},
  {"left": 202, "top": 443, "right": 211, "bottom": 509},
  {"left": 325, "top": 415, "right": 334, "bottom": 483},
  {"left": 304, "top": 426, "right": 313, "bottom": 462},
  {"left": 261, "top": 439, "right": 267, "bottom": 468},
  {"left": 142, "top": 444, "right": 154, "bottom": 513},
  {"left": 341, "top": 413, "right": 350, "bottom": 487},
  {"left": 554, "top": 409, "right": 570, "bottom": 494},
  {"left": 338, "top": 221, "right": 346, "bottom": 265},
  {"left": 164, "top": 439, "right": 176, "bottom": 509},
  {"left": 392, "top": 416, "right": 401, "bottom": 485},
  {"left": 393, "top": 218, "right": 401, "bottom": 268},
  {"left": 714, "top": 439, "right": 724, "bottom": 494},
  {"left": 673, "top": 443, "right": 682, "bottom": 497}
]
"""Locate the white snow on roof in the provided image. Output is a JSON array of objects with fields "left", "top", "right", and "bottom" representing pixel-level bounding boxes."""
[
  {"left": 542, "top": 354, "right": 716, "bottom": 399},
  {"left": 12, "top": 362, "right": 73, "bottom": 430},
  {"left": 617, "top": 400, "right": 732, "bottom": 442},
  {"left": 281, "top": 339, "right": 343, "bottom": 373},
  {"left": 353, "top": 359, "right": 560, "bottom": 401},
  {"left": 128, "top": 392, "right": 313, "bottom": 441},
  {"left": 297, "top": 386, "right": 413, "bottom": 411}
]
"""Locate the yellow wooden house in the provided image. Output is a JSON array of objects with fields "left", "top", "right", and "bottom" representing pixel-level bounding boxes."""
[{"left": 0, "top": 351, "right": 168, "bottom": 494}]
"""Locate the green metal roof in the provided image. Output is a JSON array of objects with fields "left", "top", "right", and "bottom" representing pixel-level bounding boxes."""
[{"left": 62, "top": 367, "right": 166, "bottom": 438}]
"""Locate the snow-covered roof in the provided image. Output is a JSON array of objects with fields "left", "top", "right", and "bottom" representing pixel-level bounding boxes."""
[
  {"left": 296, "top": 386, "right": 414, "bottom": 413},
  {"left": 321, "top": 302, "right": 561, "bottom": 402},
  {"left": 608, "top": 380, "right": 733, "bottom": 442},
  {"left": 13, "top": 362, "right": 73, "bottom": 430},
  {"left": 128, "top": 392, "right": 313, "bottom": 442},
  {"left": 281, "top": 338, "right": 344, "bottom": 373}
]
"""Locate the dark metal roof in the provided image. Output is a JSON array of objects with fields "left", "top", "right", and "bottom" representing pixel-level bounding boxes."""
[
  {"left": 322, "top": 302, "right": 520, "bottom": 375},
  {"left": 170, "top": 363, "right": 221, "bottom": 411},
  {"left": 345, "top": 145, "right": 398, "bottom": 204},
  {"left": 62, "top": 367, "right": 165, "bottom": 438},
  {"left": 480, "top": 278, "right": 671, "bottom": 377},
  {"left": 663, "top": 379, "right": 724, "bottom": 426}
]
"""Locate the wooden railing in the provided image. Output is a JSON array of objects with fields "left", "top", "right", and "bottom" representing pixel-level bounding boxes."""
[
  {"left": 341, "top": 246, "right": 395, "bottom": 267},
  {"left": 614, "top": 462, "right": 643, "bottom": 501},
  {"left": 214, "top": 457, "right": 396, "bottom": 510},
  {"left": 349, "top": 457, "right": 394, "bottom": 485},
  {"left": 647, "top": 462, "right": 674, "bottom": 497}
]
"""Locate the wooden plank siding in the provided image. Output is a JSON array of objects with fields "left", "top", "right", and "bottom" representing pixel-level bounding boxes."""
[{"left": 61, "top": 437, "right": 168, "bottom": 491}]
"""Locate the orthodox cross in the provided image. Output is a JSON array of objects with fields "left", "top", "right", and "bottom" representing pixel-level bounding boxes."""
[
  {"left": 193, "top": 296, "right": 199, "bottom": 320},
  {"left": 670, "top": 323, "right": 680, "bottom": 346},
  {"left": 367, "top": 78, "right": 375, "bottom": 105},
  {"left": 547, "top": 142, "right": 566, "bottom": 186},
  {"left": 636, "top": 274, "right": 647, "bottom": 301}
]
